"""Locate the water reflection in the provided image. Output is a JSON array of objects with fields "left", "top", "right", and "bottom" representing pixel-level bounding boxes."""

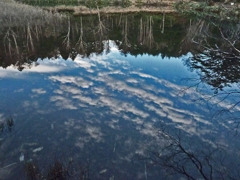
[
  {"left": 0, "top": 116, "right": 14, "bottom": 133},
  {"left": 0, "top": 40, "right": 239, "bottom": 179},
  {"left": 0, "top": 12, "right": 240, "bottom": 179},
  {"left": 181, "top": 19, "right": 240, "bottom": 125},
  {"left": 0, "top": 13, "right": 188, "bottom": 69},
  {"left": 1, "top": 13, "right": 239, "bottom": 92},
  {"left": 183, "top": 19, "right": 240, "bottom": 91}
]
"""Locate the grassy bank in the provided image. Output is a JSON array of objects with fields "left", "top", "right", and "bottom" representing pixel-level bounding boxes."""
[
  {"left": 17, "top": 0, "right": 132, "bottom": 7},
  {"left": 0, "top": 0, "right": 64, "bottom": 28},
  {"left": 0, "top": 0, "right": 66, "bottom": 69},
  {"left": 175, "top": 1, "right": 240, "bottom": 21},
  {"left": 16, "top": 0, "right": 174, "bottom": 8},
  {"left": 45, "top": 4, "right": 176, "bottom": 15},
  {"left": 14, "top": 0, "right": 176, "bottom": 15}
]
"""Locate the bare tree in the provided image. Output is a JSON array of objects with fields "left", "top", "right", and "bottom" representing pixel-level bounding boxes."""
[
  {"left": 180, "top": 18, "right": 240, "bottom": 126},
  {"left": 142, "top": 129, "right": 240, "bottom": 180}
]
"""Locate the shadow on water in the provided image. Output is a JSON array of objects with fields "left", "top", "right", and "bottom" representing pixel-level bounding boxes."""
[
  {"left": 0, "top": 117, "right": 14, "bottom": 134},
  {"left": 24, "top": 160, "right": 89, "bottom": 180}
]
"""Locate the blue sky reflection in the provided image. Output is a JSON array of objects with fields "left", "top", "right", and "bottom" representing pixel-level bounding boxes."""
[{"left": 0, "top": 40, "right": 239, "bottom": 179}]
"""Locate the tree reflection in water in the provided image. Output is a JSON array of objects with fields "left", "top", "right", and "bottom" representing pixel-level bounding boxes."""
[
  {"left": 146, "top": 18, "right": 240, "bottom": 180},
  {"left": 182, "top": 18, "right": 240, "bottom": 126},
  {"left": 1, "top": 12, "right": 240, "bottom": 180},
  {"left": 24, "top": 160, "right": 89, "bottom": 180},
  {"left": 184, "top": 19, "right": 240, "bottom": 91},
  {"left": 0, "top": 13, "right": 188, "bottom": 69},
  {"left": 142, "top": 128, "right": 240, "bottom": 180}
]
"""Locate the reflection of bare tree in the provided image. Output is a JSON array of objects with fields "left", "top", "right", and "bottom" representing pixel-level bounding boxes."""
[
  {"left": 145, "top": 16, "right": 154, "bottom": 48},
  {"left": 1, "top": 24, "right": 61, "bottom": 69},
  {"left": 63, "top": 17, "right": 71, "bottom": 50},
  {"left": 97, "top": 7, "right": 106, "bottom": 37},
  {"left": 183, "top": 19, "right": 240, "bottom": 90},
  {"left": 0, "top": 13, "right": 188, "bottom": 69},
  {"left": 3, "top": 28, "right": 19, "bottom": 57},
  {"left": 27, "top": 23, "right": 35, "bottom": 52},
  {"left": 139, "top": 17, "right": 143, "bottom": 43},
  {"left": 180, "top": 19, "right": 208, "bottom": 54},
  {"left": 122, "top": 16, "right": 131, "bottom": 47},
  {"left": 146, "top": 130, "right": 240, "bottom": 180},
  {"left": 180, "top": 19, "right": 240, "bottom": 128},
  {"left": 0, "top": 116, "right": 14, "bottom": 133},
  {"left": 0, "top": 1, "right": 66, "bottom": 69},
  {"left": 24, "top": 160, "right": 90, "bottom": 180},
  {"left": 161, "top": 13, "right": 165, "bottom": 34},
  {"left": 76, "top": 17, "right": 87, "bottom": 54},
  {"left": 138, "top": 16, "right": 155, "bottom": 48}
]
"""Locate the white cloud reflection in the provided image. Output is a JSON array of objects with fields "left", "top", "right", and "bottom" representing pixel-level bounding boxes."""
[
  {"left": 0, "top": 58, "right": 69, "bottom": 79},
  {"left": 44, "top": 49, "right": 217, "bottom": 145},
  {"left": 1, "top": 40, "right": 236, "bottom": 170},
  {"left": 32, "top": 88, "right": 46, "bottom": 94},
  {"left": 49, "top": 76, "right": 93, "bottom": 89}
]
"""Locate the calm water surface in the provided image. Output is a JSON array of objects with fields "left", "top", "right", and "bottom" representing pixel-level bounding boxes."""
[{"left": 0, "top": 14, "right": 240, "bottom": 179}]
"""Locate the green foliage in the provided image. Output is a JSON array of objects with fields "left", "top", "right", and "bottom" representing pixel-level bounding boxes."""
[
  {"left": 135, "top": 0, "right": 143, "bottom": 7},
  {"left": 175, "top": 1, "right": 240, "bottom": 21},
  {"left": 84, "top": 0, "right": 101, "bottom": 8},
  {"left": 112, "top": 0, "right": 131, "bottom": 7}
]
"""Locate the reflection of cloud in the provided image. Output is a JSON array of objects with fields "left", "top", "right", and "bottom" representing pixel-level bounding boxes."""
[
  {"left": 64, "top": 119, "right": 75, "bottom": 127},
  {"left": 103, "top": 77, "right": 173, "bottom": 106},
  {"left": 45, "top": 54, "right": 216, "bottom": 140},
  {"left": 92, "top": 87, "right": 107, "bottom": 96},
  {"left": 141, "top": 122, "right": 158, "bottom": 137},
  {"left": 144, "top": 104, "right": 167, "bottom": 117},
  {"left": 50, "top": 96, "right": 77, "bottom": 110},
  {"left": 59, "top": 85, "right": 82, "bottom": 95},
  {"left": 32, "top": 88, "right": 46, "bottom": 94},
  {"left": 1, "top": 39, "right": 239, "bottom": 180},
  {"left": 74, "top": 55, "right": 95, "bottom": 73},
  {"left": 49, "top": 76, "right": 93, "bottom": 88},
  {"left": 85, "top": 125, "right": 103, "bottom": 142},
  {"left": 73, "top": 125, "right": 104, "bottom": 149},
  {"left": 131, "top": 72, "right": 159, "bottom": 81},
  {"left": 0, "top": 58, "right": 67, "bottom": 78},
  {"left": 167, "top": 110, "right": 192, "bottom": 125},
  {"left": 105, "top": 118, "right": 120, "bottom": 130},
  {"left": 126, "top": 78, "right": 138, "bottom": 84},
  {"left": 99, "top": 96, "right": 149, "bottom": 118},
  {"left": 73, "top": 95, "right": 98, "bottom": 106},
  {"left": 108, "top": 70, "right": 124, "bottom": 75},
  {"left": 14, "top": 89, "right": 24, "bottom": 93},
  {"left": 25, "top": 64, "right": 63, "bottom": 73},
  {"left": 0, "top": 67, "right": 23, "bottom": 78}
]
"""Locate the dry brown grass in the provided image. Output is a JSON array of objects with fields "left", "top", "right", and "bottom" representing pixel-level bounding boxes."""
[
  {"left": 0, "top": 0, "right": 64, "bottom": 28},
  {"left": 47, "top": 4, "right": 176, "bottom": 15}
]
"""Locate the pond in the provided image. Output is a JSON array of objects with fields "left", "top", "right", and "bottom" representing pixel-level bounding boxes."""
[{"left": 0, "top": 12, "right": 240, "bottom": 180}]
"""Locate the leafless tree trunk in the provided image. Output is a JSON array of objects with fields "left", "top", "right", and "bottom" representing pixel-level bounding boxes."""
[{"left": 63, "top": 17, "right": 71, "bottom": 50}]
